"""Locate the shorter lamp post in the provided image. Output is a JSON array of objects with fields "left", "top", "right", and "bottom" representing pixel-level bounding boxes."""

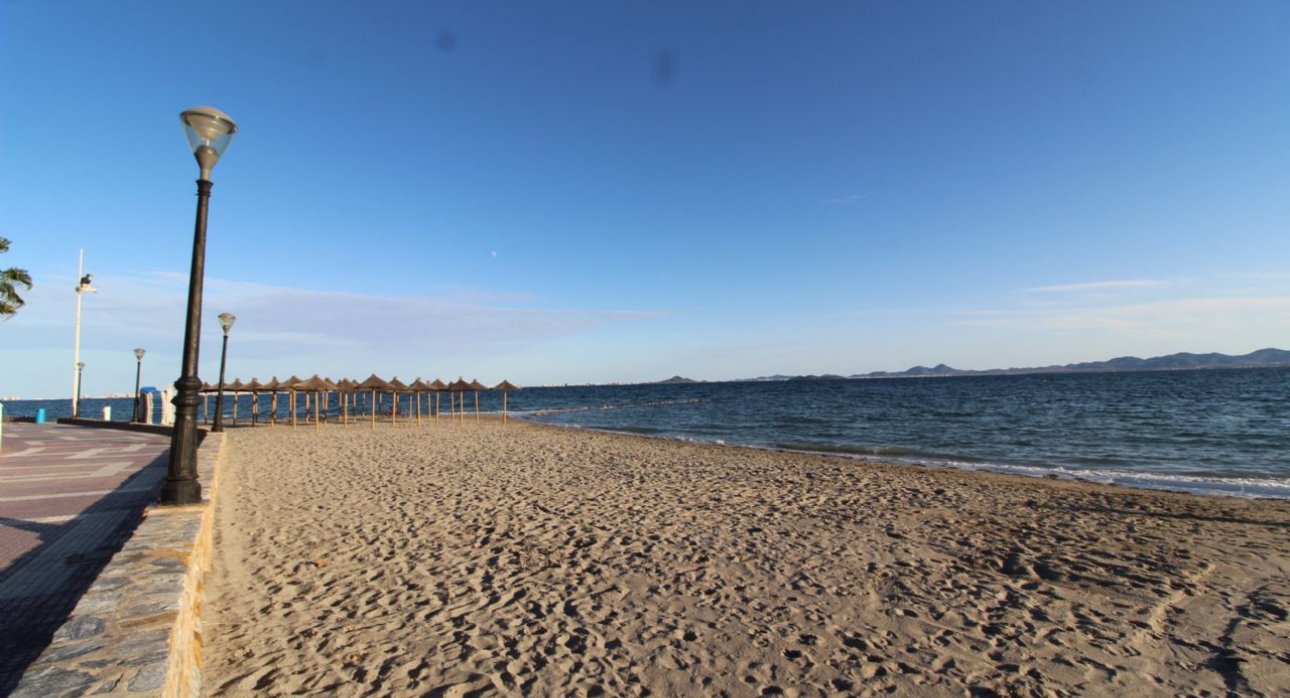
[
  {"left": 132, "top": 348, "right": 146, "bottom": 422},
  {"left": 75, "top": 362, "right": 85, "bottom": 417},
  {"left": 212, "top": 312, "right": 235, "bottom": 432}
]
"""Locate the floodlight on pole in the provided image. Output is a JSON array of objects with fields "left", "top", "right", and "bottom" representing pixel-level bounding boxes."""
[{"left": 71, "top": 250, "right": 97, "bottom": 419}]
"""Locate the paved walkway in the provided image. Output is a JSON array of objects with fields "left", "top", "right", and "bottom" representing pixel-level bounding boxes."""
[{"left": 0, "top": 423, "right": 171, "bottom": 696}]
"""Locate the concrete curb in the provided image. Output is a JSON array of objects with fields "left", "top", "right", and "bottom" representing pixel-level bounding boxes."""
[{"left": 12, "top": 430, "right": 224, "bottom": 697}]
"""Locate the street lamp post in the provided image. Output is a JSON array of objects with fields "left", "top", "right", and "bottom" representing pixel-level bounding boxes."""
[
  {"left": 212, "top": 312, "right": 235, "bottom": 433},
  {"left": 161, "top": 105, "right": 237, "bottom": 506},
  {"left": 75, "top": 362, "right": 85, "bottom": 416},
  {"left": 71, "top": 252, "right": 97, "bottom": 419},
  {"left": 133, "top": 348, "right": 146, "bottom": 422}
]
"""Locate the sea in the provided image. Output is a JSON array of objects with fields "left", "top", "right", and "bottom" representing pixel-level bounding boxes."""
[{"left": 4, "top": 367, "right": 1288, "bottom": 499}]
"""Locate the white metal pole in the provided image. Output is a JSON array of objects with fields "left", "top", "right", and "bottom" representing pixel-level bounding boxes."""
[{"left": 72, "top": 249, "right": 84, "bottom": 418}]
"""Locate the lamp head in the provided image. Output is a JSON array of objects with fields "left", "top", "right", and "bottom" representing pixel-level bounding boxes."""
[
  {"left": 180, "top": 106, "right": 238, "bottom": 180},
  {"left": 218, "top": 312, "right": 236, "bottom": 334},
  {"left": 134, "top": 347, "right": 146, "bottom": 361},
  {"left": 77, "top": 362, "right": 85, "bottom": 370}
]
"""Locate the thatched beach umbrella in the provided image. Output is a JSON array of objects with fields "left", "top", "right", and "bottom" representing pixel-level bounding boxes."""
[
  {"left": 245, "top": 378, "right": 265, "bottom": 426},
  {"left": 228, "top": 378, "right": 245, "bottom": 426},
  {"left": 263, "top": 376, "right": 282, "bottom": 426},
  {"left": 495, "top": 380, "right": 520, "bottom": 423},
  {"left": 276, "top": 376, "right": 297, "bottom": 425},
  {"left": 283, "top": 375, "right": 304, "bottom": 426},
  {"left": 428, "top": 379, "right": 447, "bottom": 420},
  {"left": 200, "top": 381, "right": 216, "bottom": 423},
  {"left": 336, "top": 378, "right": 355, "bottom": 425},
  {"left": 448, "top": 378, "right": 471, "bottom": 423},
  {"left": 294, "top": 375, "right": 339, "bottom": 431},
  {"left": 469, "top": 379, "right": 486, "bottom": 422},
  {"left": 354, "top": 374, "right": 389, "bottom": 430},
  {"left": 387, "top": 377, "right": 411, "bottom": 425},
  {"left": 409, "top": 378, "right": 431, "bottom": 425},
  {"left": 324, "top": 377, "right": 339, "bottom": 422}
]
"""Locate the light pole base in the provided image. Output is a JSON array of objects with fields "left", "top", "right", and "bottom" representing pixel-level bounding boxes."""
[{"left": 159, "top": 476, "right": 202, "bottom": 505}]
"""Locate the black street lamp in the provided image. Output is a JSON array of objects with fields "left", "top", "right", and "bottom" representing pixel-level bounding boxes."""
[
  {"left": 212, "top": 312, "right": 235, "bottom": 432},
  {"left": 75, "top": 362, "right": 85, "bottom": 417},
  {"left": 161, "top": 106, "right": 237, "bottom": 506},
  {"left": 132, "top": 348, "right": 146, "bottom": 422}
]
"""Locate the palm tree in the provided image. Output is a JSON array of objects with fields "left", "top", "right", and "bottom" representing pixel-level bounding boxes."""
[{"left": 0, "top": 237, "right": 33, "bottom": 319}]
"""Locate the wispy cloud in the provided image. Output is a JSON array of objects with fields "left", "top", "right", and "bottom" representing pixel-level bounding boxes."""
[
  {"left": 1026, "top": 279, "right": 1172, "bottom": 294},
  {"left": 8, "top": 271, "right": 666, "bottom": 375},
  {"left": 955, "top": 295, "right": 1290, "bottom": 333},
  {"left": 838, "top": 306, "right": 947, "bottom": 317},
  {"left": 820, "top": 191, "right": 873, "bottom": 207}
]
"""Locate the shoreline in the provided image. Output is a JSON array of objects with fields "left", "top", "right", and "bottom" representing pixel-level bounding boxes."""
[
  {"left": 202, "top": 418, "right": 1290, "bottom": 695},
  {"left": 518, "top": 416, "right": 1290, "bottom": 501}
]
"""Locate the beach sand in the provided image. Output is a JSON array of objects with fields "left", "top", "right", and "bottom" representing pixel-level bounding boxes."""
[{"left": 202, "top": 419, "right": 1290, "bottom": 696}]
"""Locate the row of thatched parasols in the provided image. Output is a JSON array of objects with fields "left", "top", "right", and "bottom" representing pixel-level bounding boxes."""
[{"left": 198, "top": 375, "right": 521, "bottom": 430}]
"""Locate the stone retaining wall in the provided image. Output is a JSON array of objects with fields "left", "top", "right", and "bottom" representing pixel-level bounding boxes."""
[{"left": 13, "top": 430, "right": 225, "bottom": 697}]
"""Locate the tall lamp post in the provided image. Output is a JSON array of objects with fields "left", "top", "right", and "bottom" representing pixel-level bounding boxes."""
[
  {"left": 212, "top": 312, "right": 236, "bottom": 432},
  {"left": 132, "top": 348, "right": 146, "bottom": 422},
  {"left": 161, "top": 106, "right": 237, "bottom": 506},
  {"left": 75, "top": 362, "right": 85, "bottom": 416},
  {"left": 71, "top": 252, "right": 97, "bottom": 419}
]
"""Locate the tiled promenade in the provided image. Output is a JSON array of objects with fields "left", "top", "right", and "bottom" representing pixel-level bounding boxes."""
[{"left": 0, "top": 423, "right": 171, "bottom": 696}]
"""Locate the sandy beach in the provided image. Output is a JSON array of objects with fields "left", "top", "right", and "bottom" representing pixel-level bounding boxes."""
[{"left": 201, "top": 418, "right": 1290, "bottom": 696}]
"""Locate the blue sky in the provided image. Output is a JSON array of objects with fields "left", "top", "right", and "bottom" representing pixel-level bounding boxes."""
[{"left": 2, "top": 1, "right": 1289, "bottom": 398}]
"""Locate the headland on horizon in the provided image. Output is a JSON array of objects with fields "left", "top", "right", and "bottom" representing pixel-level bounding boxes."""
[{"left": 740, "top": 347, "right": 1290, "bottom": 383}]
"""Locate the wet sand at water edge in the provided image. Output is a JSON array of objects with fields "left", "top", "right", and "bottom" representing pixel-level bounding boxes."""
[{"left": 202, "top": 418, "right": 1290, "bottom": 696}]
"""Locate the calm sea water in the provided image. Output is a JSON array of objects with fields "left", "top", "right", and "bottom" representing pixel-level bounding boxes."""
[
  {"left": 5, "top": 368, "right": 1288, "bottom": 498},
  {"left": 520, "top": 368, "right": 1290, "bottom": 499}
]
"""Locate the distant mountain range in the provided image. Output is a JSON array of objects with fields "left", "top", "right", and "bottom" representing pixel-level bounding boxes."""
[{"left": 741, "top": 348, "right": 1290, "bottom": 382}]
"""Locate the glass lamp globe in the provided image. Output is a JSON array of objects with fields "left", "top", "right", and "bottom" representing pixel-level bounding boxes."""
[{"left": 180, "top": 106, "right": 238, "bottom": 179}]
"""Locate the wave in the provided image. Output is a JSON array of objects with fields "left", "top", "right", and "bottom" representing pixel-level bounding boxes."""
[
  {"left": 768, "top": 442, "right": 1290, "bottom": 499},
  {"left": 943, "top": 461, "right": 1290, "bottom": 500},
  {"left": 770, "top": 441, "right": 986, "bottom": 463},
  {"left": 528, "top": 398, "right": 706, "bottom": 417}
]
